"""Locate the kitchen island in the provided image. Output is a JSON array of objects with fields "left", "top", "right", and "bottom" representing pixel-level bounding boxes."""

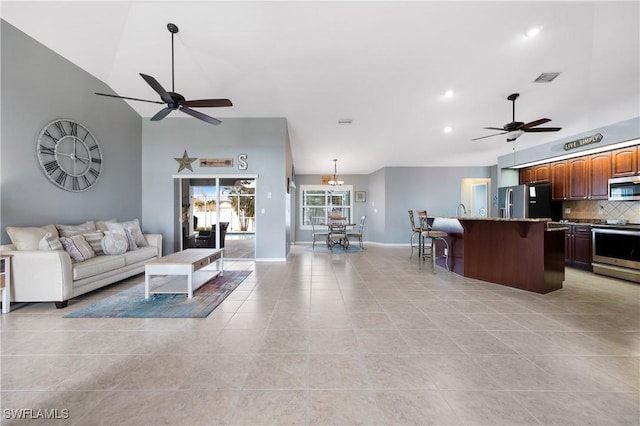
[{"left": 431, "top": 217, "right": 566, "bottom": 294}]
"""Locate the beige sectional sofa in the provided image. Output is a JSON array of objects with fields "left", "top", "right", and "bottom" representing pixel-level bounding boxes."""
[{"left": 1, "top": 220, "right": 162, "bottom": 309}]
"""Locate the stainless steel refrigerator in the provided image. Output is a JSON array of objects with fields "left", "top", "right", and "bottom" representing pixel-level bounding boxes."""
[{"left": 498, "top": 183, "right": 560, "bottom": 219}]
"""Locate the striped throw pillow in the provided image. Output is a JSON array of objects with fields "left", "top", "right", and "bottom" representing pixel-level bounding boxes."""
[{"left": 82, "top": 231, "right": 105, "bottom": 255}]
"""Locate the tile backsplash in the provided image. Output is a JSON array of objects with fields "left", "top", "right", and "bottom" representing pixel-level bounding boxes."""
[{"left": 563, "top": 200, "right": 640, "bottom": 223}]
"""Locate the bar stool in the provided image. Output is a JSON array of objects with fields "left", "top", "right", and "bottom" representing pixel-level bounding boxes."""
[
  {"left": 408, "top": 210, "right": 422, "bottom": 258},
  {"left": 418, "top": 212, "right": 449, "bottom": 273}
]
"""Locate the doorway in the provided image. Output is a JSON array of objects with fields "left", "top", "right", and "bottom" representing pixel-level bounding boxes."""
[
  {"left": 176, "top": 175, "right": 256, "bottom": 259},
  {"left": 460, "top": 178, "right": 491, "bottom": 217}
]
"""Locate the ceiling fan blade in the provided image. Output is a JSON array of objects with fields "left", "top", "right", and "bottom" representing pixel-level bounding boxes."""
[
  {"left": 95, "top": 92, "right": 165, "bottom": 105},
  {"left": 182, "top": 99, "right": 233, "bottom": 108},
  {"left": 483, "top": 127, "right": 506, "bottom": 131},
  {"left": 150, "top": 107, "right": 174, "bottom": 121},
  {"left": 520, "top": 118, "right": 551, "bottom": 130},
  {"left": 471, "top": 131, "right": 508, "bottom": 141},
  {"left": 179, "top": 106, "right": 222, "bottom": 125},
  {"left": 522, "top": 127, "right": 562, "bottom": 132},
  {"left": 139, "top": 73, "right": 173, "bottom": 104}
]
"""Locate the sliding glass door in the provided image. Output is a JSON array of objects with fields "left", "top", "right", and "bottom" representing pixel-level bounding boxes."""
[{"left": 176, "top": 175, "right": 256, "bottom": 258}]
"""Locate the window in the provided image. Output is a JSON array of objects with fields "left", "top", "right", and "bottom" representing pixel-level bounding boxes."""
[{"left": 300, "top": 185, "right": 353, "bottom": 230}]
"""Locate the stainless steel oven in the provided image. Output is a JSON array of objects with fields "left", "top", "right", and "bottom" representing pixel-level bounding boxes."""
[{"left": 592, "top": 225, "right": 640, "bottom": 283}]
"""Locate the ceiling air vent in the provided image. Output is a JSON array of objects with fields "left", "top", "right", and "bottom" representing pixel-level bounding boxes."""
[{"left": 534, "top": 72, "right": 561, "bottom": 83}]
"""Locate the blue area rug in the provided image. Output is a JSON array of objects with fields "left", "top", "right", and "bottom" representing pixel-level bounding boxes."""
[
  {"left": 306, "top": 245, "right": 366, "bottom": 254},
  {"left": 64, "top": 270, "right": 251, "bottom": 318}
]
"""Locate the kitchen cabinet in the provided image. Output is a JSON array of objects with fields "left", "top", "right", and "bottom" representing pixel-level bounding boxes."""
[
  {"left": 588, "top": 152, "right": 611, "bottom": 199},
  {"left": 611, "top": 145, "right": 639, "bottom": 177},
  {"left": 556, "top": 153, "right": 610, "bottom": 200},
  {"left": 519, "top": 167, "right": 533, "bottom": 185},
  {"left": 519, "top": 164, "right": 550, "bottom": 185},
  {"left": 568, "top": 157, "right": 589, "bottom": 200},
  {"left": 550, "top": 160, "right": 568, "bottom": 200},
  {"left": 565, "top": 224, "right": 592, "bottom": 271}
]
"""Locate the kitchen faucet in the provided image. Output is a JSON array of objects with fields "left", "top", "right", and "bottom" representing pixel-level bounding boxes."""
[{"left": 457, "top": 203, "right": 467, "bottom": 217}]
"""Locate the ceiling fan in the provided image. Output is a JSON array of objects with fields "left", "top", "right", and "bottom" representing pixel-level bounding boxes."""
[
  {"left": 95, "top": 23, "right": 232, "bottom": 125},
  {"left": 472, "top": 93, "right": 561, "bottom": 142}
]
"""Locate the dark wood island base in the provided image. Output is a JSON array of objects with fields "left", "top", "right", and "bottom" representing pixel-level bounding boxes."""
[{"left": 432, "top": 218, "right": 566, "bottom": 294}]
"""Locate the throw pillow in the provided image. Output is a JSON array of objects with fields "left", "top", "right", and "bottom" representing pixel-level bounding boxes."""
[
  {"left": 56, "top": 221, "right": 97, "bottom": 238},
  {"left": 106, "top": 219, "right": 148, "bottom": 247},
  {"left": 38, "top": 232, "right": 63, "bottom": 251},
  {"left": 108, "top": 228, "right": 137, "bottom": 251},
  {"left": 6, "top": 225, "right": 57, "bottom": 250},
  {"left": 101, "top": 231, "right": 128, "bottom": 255},
  {"left": 59, "top": 235, "right": 96, "bottom": 262},
  {"left": 82, "top": 231, "right": 105, "bottom": 255}
]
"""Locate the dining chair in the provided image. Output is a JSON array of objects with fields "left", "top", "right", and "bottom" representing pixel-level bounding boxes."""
[
  {"left": 327, "top": 217, "right": 348, "bottom": 250},
  {"left": 347, "top": 215, "right": 367, "bottom": 249},
  {"left": 419, "top": 212, "right": 450, "bottom": 273},
  {"left": 310, "top": 220, "right": 329, "bottom": 250},
  {"left": 408, "top": 210, "right": 422, "bottom": 258}
]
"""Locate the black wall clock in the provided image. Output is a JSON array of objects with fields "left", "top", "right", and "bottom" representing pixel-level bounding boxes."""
[{"left": 37, "top": 119, "right": 103, "bottom": 192}]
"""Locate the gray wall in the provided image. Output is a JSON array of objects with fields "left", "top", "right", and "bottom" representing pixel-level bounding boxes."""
[
  {"left": 0, "top": 20, "right": 143, "bottom": 243},
  {"left": 140, "top": 117, "right": 290, "bottom": 259},
  {"left": 367, "top": 168, "right": 387, "bottom": 244},
  {"left": 384, "top": 166, "right": 492, "bottom": 244}
]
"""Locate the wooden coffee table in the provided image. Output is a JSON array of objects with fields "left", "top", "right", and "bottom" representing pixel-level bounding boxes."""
[{"left": 144, "top": 248, "right": 224, "bottom": 299}]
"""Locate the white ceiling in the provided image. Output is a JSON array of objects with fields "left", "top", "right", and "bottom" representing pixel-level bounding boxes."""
[{"left": 2, "top": 1, "right": 639, "bottom": 175}]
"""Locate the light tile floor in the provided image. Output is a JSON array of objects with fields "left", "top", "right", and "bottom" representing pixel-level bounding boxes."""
[{"left": 1, "top": 245, "right": 639, "bottom": 425}]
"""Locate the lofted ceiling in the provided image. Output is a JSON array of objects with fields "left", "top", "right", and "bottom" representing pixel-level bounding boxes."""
[{"left": 2, "top": 1, "right": 639, "bottom": 175}]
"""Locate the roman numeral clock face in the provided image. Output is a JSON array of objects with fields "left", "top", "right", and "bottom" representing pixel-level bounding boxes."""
[{"left": 37, "top": 119, "right": 103, "bottom": 192}]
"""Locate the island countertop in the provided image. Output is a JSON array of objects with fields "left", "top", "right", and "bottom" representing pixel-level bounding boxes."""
[
  {"left": 430, "top": 217, "right": 565, "bottom": 294},
  {"left": 455, "top": 217, "right": 552, "bottom": 222}
]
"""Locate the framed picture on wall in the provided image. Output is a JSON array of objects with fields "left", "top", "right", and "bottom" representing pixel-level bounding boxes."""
[{"left": 355, "top": 191, "right": 366, "bottom": 202}]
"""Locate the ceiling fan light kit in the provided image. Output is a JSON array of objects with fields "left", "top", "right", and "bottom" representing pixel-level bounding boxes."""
[
  {"left": 95, "top": 23, "right": 232, "bottom": 125},
  {"left": 472, "top": 92, "right": 562, "bottom": 142}
]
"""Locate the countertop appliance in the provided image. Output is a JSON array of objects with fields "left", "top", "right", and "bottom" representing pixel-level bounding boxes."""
[
  {"left": 498, "top": 183, "right": 561, "bottom": 220},
  {"left": 592, "top": 224, "right": 640, "bottom": 283},
  {"left": 609, "top": 176, "right": 640, "bottom": 201}
]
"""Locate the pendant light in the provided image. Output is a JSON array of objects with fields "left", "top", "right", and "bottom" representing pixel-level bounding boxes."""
[{"left": 328, "top": 159, "right": 344, "bottom": 186}]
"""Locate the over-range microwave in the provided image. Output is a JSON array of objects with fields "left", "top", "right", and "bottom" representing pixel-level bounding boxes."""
[{"left": 609, "top": 176, "right": 640, "bottom": 201}]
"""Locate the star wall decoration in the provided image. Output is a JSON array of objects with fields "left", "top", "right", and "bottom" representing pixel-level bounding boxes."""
[{"left": 174, "top": 150, "right": 197, "bottom": 172}]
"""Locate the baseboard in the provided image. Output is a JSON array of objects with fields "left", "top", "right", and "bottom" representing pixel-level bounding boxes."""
[{"left": 293, "top": 240, "right": 410, "bottom": 247}]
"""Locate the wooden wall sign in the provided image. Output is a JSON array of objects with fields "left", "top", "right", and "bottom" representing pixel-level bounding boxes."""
[
  {"left": 200, "top": 158, "right": 234, "bottom": 167},
  {"left": 563, "top": 133, "right": 603, "bottom": 151}
]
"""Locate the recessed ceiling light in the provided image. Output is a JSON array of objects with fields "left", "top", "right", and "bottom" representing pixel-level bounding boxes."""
[
  {"left": 525, "top": 26, "right": 542, "bottom": 38},
  {"left": 443, "top": 126, "right": 452, "bottom": 133},
  {"left": 338, "top": 119, "right": 353, "bottom": 125},
  {"left": 444, "top": 90, "right": 454, "bottom": 98}
]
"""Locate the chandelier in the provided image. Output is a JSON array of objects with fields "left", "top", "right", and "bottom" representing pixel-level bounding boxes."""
[{"left": 328, "top": 158, "right": 344, "bottom": 186}]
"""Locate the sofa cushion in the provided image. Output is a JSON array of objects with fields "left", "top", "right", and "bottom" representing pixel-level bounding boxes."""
[
  {"left": 123, "top": 245, "right": 157, "bottom": 266},
  {"left": 72, "top": 255, "right": 126, "bottom": 281},
  {"left": 56, "top": 221, "right": 97, "bottom": 238},
  {"left": 101, "top": 232, "right": 128, "bottom": 255},
  {"left": 6, "top": 224, "right": 58, "bottom": 250},
  {"left": 106, "top": 219, "right": 148, "bottom": 247}
]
